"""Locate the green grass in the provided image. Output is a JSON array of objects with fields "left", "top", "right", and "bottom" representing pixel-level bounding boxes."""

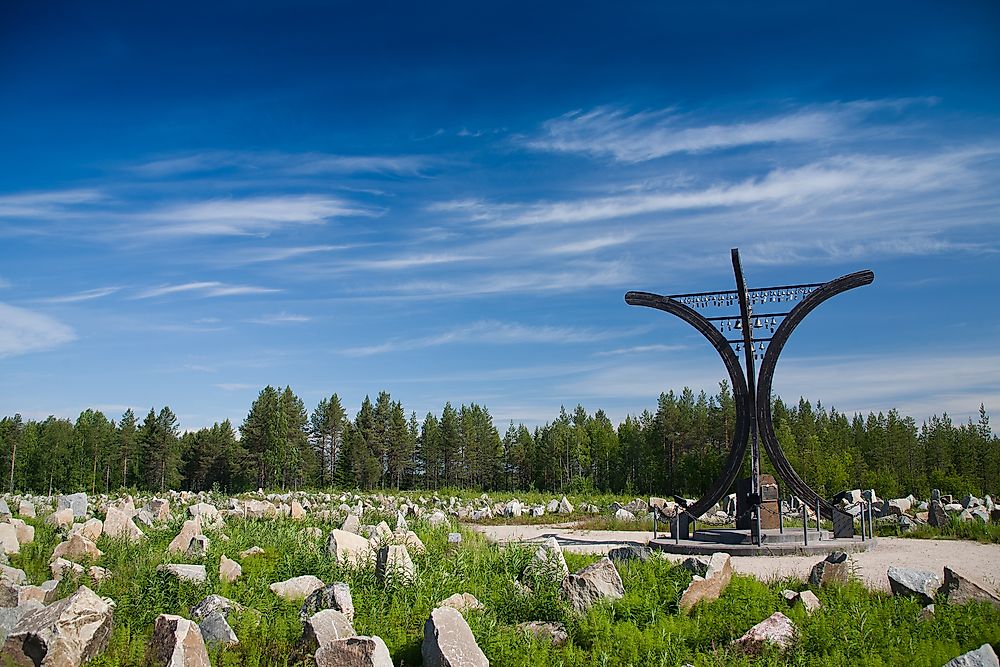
[
  {"left": 876, "top": 515, "right": 1000, "bottom": 544},
  {"left": 8, "top": 510, "right": 1000, "bottom": 666}
]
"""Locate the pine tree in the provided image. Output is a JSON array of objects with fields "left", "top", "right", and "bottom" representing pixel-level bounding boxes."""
[{"left": 310, "top": 394, "right": 346, "bottom": 486}]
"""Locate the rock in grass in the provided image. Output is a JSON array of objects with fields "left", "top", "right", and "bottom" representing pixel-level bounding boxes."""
[
  {"left": 186, "top": 535, "right": 210, "bottom": 558},
  {"left": 733, "top": 611, "right": 796, "bottom": 651},
  {"left": 51, "top": 533, "right": 103, "bottom": 563},
  {"left": 938, "top": 567, "right": 1000, "bottom": 607},
  {"left": 782, "top": 589, "right": 821, "bottom": 614},
  {"left": 558, "top": 496, "right": 574, "bottom": 514},
  {"left": 376, "top": 544, "right": 415, "bottom": 583},
  {"left": 943, "top": 643, "right": 1000, "bottom": 667},
  {"left": 58, "top": 492, "right": 88, "bottom": 518},
  {"left": 46, "top": 508, "right": 75, "bottom": 529},
  {"left": 561, "top": 557, "right": 625, "bottom": 613},
  {"left": 270, "top": 575, "right": 325, "bottom": 601},
  {"left": 422, "top": 606, "right": 489, "bottom": 667},
  {"left": 315, "top": 635, "right": 394, "bottom": 667},
  {"left": 300, "top": 609, "right": 356, "bottom": 653},
  {"left": 0, "top": 524, "right": 19, "bottom": 555},
  {"left": 240, "top": 545, "right": 265, "bottom": 558},
  {"left": 888, "top": 566, "right": 941, "bottom": 605},
  {"left": 523, "top": 537, "right": 569, "bottom": 580},
  {"left": 342, "top": 514, "right": 362, "bottom": 535},
  {"left": 0, "top": 600, "right": 43, "bottom": 642},
  {"left": 439, "top": 593, "right": 484, "bottom": 612},
  {"left": 10, "top": 519, "right": 33, "bottom": 546},
  {"left": 51, "top": 557, "right": 86, "bottom": 580},
  {"left": 102, "top": 506, "right": 145, "bottom": 541},
  {"left": 167, "top": 517, "right": 203, "bottom": 555},
  {"left": 158, "top": 564, "right": 208, "bottom": 584},
  {"left": 679, "top": 552, "right": 733, "bottom": 612},
  {"left": 808, "top": 551, "right": 849, "bottom": 586},
  {"left": 191, "top": 594, "right": 241, "bottom": 622},
  {"left": 327, "top": 529, "right": 373, "bottom": 565},
  {"left": 76, "top": 518, "right": 104, "bottom": 541},
  {"left": 517, "top": 621, "right": 568, "bottom": 646},
  {"left": 3, "top": 585, "right": 114, "bottom": 666},
  {"left": 17, "top": 501, "right": 35, "bottom": 518},
  {"left": 928, "top": 500, "right": 949, "bottom": 528},
  {"left": 199, "top": 611, "right": 239, "bottom": 648},
  {"left": 148, "top": 613, "right": 211, "bottom": 667},
  {"left": 219, "top": 554, "right": 242, "bottom": 583},
  {"left": 608, "top": 545, "right": 652, "bottom": 562},
  {"left": 300, "top": 583, "right": 355, "bottom": 623}
]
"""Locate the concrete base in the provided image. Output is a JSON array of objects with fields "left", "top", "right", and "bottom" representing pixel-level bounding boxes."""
[{"left": 649, "top": 528, "right": 877, "bottom": 556}]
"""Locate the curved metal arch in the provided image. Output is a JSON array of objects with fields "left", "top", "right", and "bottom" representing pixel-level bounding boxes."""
[
  {"left": 625, "top": 291, "right": 751, "bottom": 521},
  {"left": 755, "top": 270, "right": 875, "bottom": 521}
]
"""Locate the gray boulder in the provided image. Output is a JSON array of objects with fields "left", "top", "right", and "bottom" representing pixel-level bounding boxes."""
[
  {"left": 301, "top": 609, "right": 356, "bottom": 653},
  {"left": 733, "top": 611, "right": 796, "bottom": 651},
  {"left": 809, "top": 551, "right": 849, "bottom": 586},
  {"left": 198, "top": 611, "right": 239, "bottom": 648},
  {"left": 561, "top": 557, "right": 625, "bottom": 612},
  {"left": 887, "top": 566, "right": 941, "bottom": 605},
  {"left": 300, "top": 582, "right": 355, "bottom": 622},
  {"left": 315, "top": 635, "right": 394, "bottom": 667},
  {"left": 148, "top": 613, "right": 211, "bottom": 666},
  {"left": 2, "top": 585, "right": 114, "bottom": 666},
  {"left": 943, "top": 643, "right": 1000, "bottom": 667},
  {"left": 938, "top": 567, "right": 1000, "bottom": 607},
  {"left": 422, "top": 606, "right": 489, "bottom": 667},
  {"left": 517, "top": 621, "right": 568, "bottom": 646},
  {"left": 59, "top": 493, "right": 89, "bottom": 518},
  {"left": 608, "top": 545, "right": 652, "bottom": 562}
]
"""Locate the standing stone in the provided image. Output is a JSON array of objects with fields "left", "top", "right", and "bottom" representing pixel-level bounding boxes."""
[
  {"left": 186, "top": 535, "right": 210, "bottom": 558},
  {"left": 327, "top": 529, "right": 372, "bottom": 565},
  {"left": 2, "top": 585, "right": 114, "bottom": 666},
  {"left": 733, "top": 611, "right": 796, "bottom": 650},
  {"left": 167, "top": 517, "right": 203, "bottom": 555},
  {"left": 10, "top": 519, "right": 33, "bottom": 546},
  {"left": 943, "top": 643, "right": 1000, "bottom": 667},
  {"left": 300, "top": 609, "right": 356, "bottom": 652},
  {"left": 270, "top": 575, "right": 325, "bottom": 601},
  {"left": 928, "top": 500, "right": 949, "bottom": 528},
  {"left": 198, "top": 611, "right": 239, "bottom": 648},
  {"left": 17, "top": 501, "right": 35, "bottom": 519},
  {"left": 342, "top": 514, "right": 362, "bottom": 534},
  {"left": 219, "top": 555, "right": 242, "bottom": 584},
  {"left": 46, "top": 508, "right": 74, "bottom": 529},
  {"left": 439, "top": 593, "right": 484, "bottom": 612},
  {"left": 422, "top": 606, "right": 489, "bottom": 667},
  {"left": 523, "top": 537, "right": 569, "bottom": 580},
  {"left": 102, "top": 506, "right": 145, "bottom": 541},
  {"left": 376, "top": 544, "right": 415, "bottom": 583},
  {"left": 0, "top": 525, "right": 19, "bottom": 555},
  {"left": 887, "top": 566, "right": 941, "bottom": 605},
  {"left": 558, "top": 496, "right": 574, "bottom": 514},
  {"left": 191, "top": 594, "right": 241, "bottom": 622},
  {"left": 0, "top": 600, "right": 43, "bottom": 642},
  {"left": 51, "top": 534, "right": 103, "bottom": 562},
  {"left": 560, "top": 557, "right": 625, "bottom": 613},
  {"left": 808, "top": 551, "right": 850, "bottom": 586},
  {"left": 58, "top": 493, "right": 88, "bottom": 518},
  {"left": 300, "top": 582, "right": 354, "bottom": 622},
  {"left": 76, "top": 518, "right": 104, "bottom": 541},
  {"left": 938, "top": 567, "right": 1000, "bottom": 607},
  {"left": 679, "top": 552, "right": 734, "bottom": 611},
  {"left": 147, "top": 614, "right": 211, "bottom": 667},
  {"left": 290, "top": 500, "right": 305, "bottom": 520},
  {"left": 315, "top": 636, "right": 394, "bottom": 667},
  {"left": 158, "top": 564, "right": 207, "bottom": 584}
]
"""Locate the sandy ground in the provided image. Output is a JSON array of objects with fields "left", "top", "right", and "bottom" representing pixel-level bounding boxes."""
[{"left": 471, "top": 523, "right": 1000, "bottom": 592}]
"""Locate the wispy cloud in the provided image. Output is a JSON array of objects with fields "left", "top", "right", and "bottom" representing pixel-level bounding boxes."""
[
  {"left": 595, "top": 344, "right": 689, "bottom": 356},
  {"left": 227, "top": 244, "right": 355, "bottom": 265},
  {"left": 0, "top": 303, "right": 76, "bottom": 358},
  {"left": 543, "top": 232, "right": 635, "bottom": 255},
  {"left": 0, "top": 189, "right": 105, "bottom": 219},
  {"left": 341, "top": 320, "right": 642, "bottom": 356},
  {"left": 37, "top": 286, "right": 122, "bottom": 303},
  {"left": 131, "top": 150, "right": 429, "bottom": 178},
  {"left": 526, "top": 99, "right": 933, "bottom": 163},
  {"left": 134, "top": 282, "right": 280, "bottom": 299},
  {"left": 246, "top": 313, "right": 311, "bottom": 325},
  {"left": 213, "top": 383, "right": 258, "bottom": 391}
]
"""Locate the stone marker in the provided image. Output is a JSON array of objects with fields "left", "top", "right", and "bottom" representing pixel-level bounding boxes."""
[
  {"left": 2, "top": 585, "right": 114, "bottom": 667},
  {"left": 315, "top": 635, "right": 394, "bottom": 667},
  {"left": 439, "top": 592, "right": 484, "bottom": 612},
  {"left": 928, "top": 500, "right": 949, "bottom": 528},
  {"left": 327, "top": 529, "right": 372, "bottom": 565},
  {"left": 524, "top": 537, "right": 569, "bottom": 580},
  {"left": 808, "top": 551, "right": 849, "bottom": 586},
  {"left": 517, "top": 621, "right": 568, "bottom": 646},
  {"left": 47, "top": 508, "right": 74, "bottom": 529},
  {"left": 148, "top": 613, "right": 211, "bottom": 667},
  {"left": 561, "top": 557, "right": 625, "bottom": 612},
  {"left": 158, "top": 564, "right": 208, "bottom": 584},
  {"left": 219, "top": 554, "right": 242, "bottom": 583},
  {"left": 51, "top": 533, "right": 104, "bottom": 562},
  {"left": 376, "top": 544, "right": 415, "bottom": 583},
  {"left": 422, "top": 605, "right": 489, "bottom": 667},
  {"left": 0, "top": 524, "right": 19, "bottom": 555},
  {"left": 608, "top": 545, "right": 652, "bottom": 562},
  {"left": 102, "top": 506, "right": 145, "bottom": 542},
  {"left": 198, "top": 611, "right": 239, "bottom": 648},
  {"left": 943, "top": 643, "right": 1000, "bottom": 667},
  {"left": 887, "top": 566, "right": 941, "bottom": 605},
  {"left": 679, "top": 552, "right": 733, "bottom": 612},
  {"left": 58, "top": 492, "right": 88, "bottom": 518},
  {"left": 733, "top": 611, "right": 796, "bottom": 651},
  {"left": 270, "top": 575, "right": 325, "bottom": 600},
  {"left": 17, "top": 501, "right": 35, "bottom": 518},
  {"left": 938, "top": 567, "right": 1000, "bottom": 607},
  {"left": 301, "top": 608, "right": 356, "bottom": 652},
  {"left": 342, "top": 513, "right": 362, "bottom": 535},
  {"left": 77, "top": 518, "right": 104, "bottom": 541},
  {"left": 300, "top": 582, "right": 355, "bottom": 622}
]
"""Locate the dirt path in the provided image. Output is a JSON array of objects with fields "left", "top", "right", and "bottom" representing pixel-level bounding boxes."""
[{"left": 471, "top": 523, "right": 1000, "bottom": 592}]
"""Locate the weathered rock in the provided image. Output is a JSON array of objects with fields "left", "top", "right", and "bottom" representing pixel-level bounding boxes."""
[
  {"left": 315, "top": 635, "right": 394, "bottom": 667},
  {"left": 0, "top": 600, "right": 43, "bottom": 642},
  {"left": 422, "top": 606, "right": 489, "bottom": 667},
  {"left": 680, "top": 556, "right": 710, "bottom": 576},
  {"left": 166, "top": 517, "right": 203, "bottom": 554},
  {"left": 2, "top": 585, "right": 114, "bottom": 666},
  {"left": 943, "top": 643, "right": 1000, "bottom": 667},
  {"left": 679, "top": 552, "right": 733, "bottom": 612},
  {"left": 0, "top": 524, "right": 19, "bottom": 555},
  {"left": 51, "top": 557, "right": 86, "bottom": 580},
  {"left": 219, "top": 554, "right": 242, "bottom": 583},
  {"left": 186, "top": 535, "right": 210, "bottom": 558},
  {"left": 300, "top": 609, "right": 356, "bottom": 652},
  {"left": 808, "top": 551, "right": 850, "bottom": 586},
  {"left": 523, "top": 537, "right": 569, "bottom": 580},
  {"left": 928, "top": 500, "right": 949, "bottom": 528},
  {"left": 46, "top": 507, "right": 74, "bottom": 529},
  {"left": 300, "top": 582, "right": 355, "bottom": 622},
  {"left": 148, "top": 613, "right": 211, "bottom": 667},
  {"left": 102, "top": 506, "right": 145, "bottom": 541},
  {"left": 888, "top": 566, "right": 941, "bottom": 605},
  {"left": 51, "top": 533, "right": 104, "bottom": 562},
  {"left": 58, "top": 492, "right": 88, "bottom": 518},
  {"left": 270, "top": 575, "right": 324, "bottom": 601},
  {"left": 427, "top": 510, "right": 448, "bottom": 527},
  {"left": 608, "top": 545, "right": 652, "bottom": 562},
  {"left": 9, "top": 519, "right": 33, "bottom": 546},
  {"left": 240, "top": 545, "right": 264, "bottom": 558},
  {"left": 158, "top": 564, "right": 208, "bottom": 584},
  {"left": 198, "top": 611, "right": 239, "bottom": 648},
  {"left": 17, "top": 501, "right": 35, "bottom": 518},
  {"left": 558, "top": 496, "right": 574, "bottom": 514},
  {"left": 733, "top": 611, "right": 796, "bottom": 651},
  {"left": 798, "top": 590, "right": 821, "bottom": 614},
  {"left": 561, "top": 557, "right": 625, "bottom": 612},
  {"left": 938, "top": 567, "right": 1000, "bottom": 607},
  {"left": 243, "top": 499, "right": 278, "bottom": 519},
  {"left": 191, "top": 594, "right": 241, "bottom": 622},
  {"left": 400, "top": 530, "right": 426, "bottom": 554},
  {"left": 376, "top": 544, "right": 415, "bottom": 583},
  {"left": 147, "top": 498, "right": 171, "bottom": 521},
  {"left": 439, "top": 592, "right": 484, "bottom": 612},
  {"left": 327, "top": 529, "right": 372, "bottom": 565},
  {"left": 290, "top": 500, "right": 306, "bottom": 520},
  {"left": 517, "top": 621, "right": 568, "bottom": 646},
  {"left": 76, "top": 518, "right": 104, "bottom": 541}
]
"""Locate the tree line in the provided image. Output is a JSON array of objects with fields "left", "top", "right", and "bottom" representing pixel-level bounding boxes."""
[{"left": 0, "top": 383, "right": 996, "bottom": 499}]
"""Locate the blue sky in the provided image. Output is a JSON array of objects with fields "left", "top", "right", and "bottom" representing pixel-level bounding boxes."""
[{"left": 1, "top": 1, "right": 999, "bottom": 430}]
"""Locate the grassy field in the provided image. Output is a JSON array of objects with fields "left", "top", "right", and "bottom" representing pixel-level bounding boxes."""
[{"left": 8, "top": 509, "right": 1000, "bottom": 666}]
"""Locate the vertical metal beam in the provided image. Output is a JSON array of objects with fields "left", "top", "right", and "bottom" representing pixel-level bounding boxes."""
[{"left": 731, "top": 249, "right": 761, "bottom": 546}]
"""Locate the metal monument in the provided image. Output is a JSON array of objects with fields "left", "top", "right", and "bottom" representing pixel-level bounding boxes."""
[{"left": 625, "top": 248, "right": 874, "bottom": 544}]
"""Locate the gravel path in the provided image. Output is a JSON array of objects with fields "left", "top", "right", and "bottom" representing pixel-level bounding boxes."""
[{"left": 471, "top": 523, "right": 1000, "bottom": 592}]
